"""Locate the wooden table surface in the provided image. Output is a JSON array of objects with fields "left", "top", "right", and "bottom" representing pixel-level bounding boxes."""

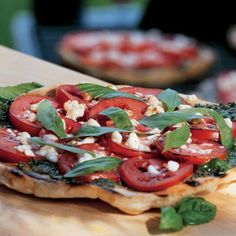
[{"left": 0, "top": 46, "right": 236, "bottom": 236}]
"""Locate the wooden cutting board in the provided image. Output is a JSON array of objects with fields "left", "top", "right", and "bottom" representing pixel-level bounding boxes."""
[{"left": 0, "top": 46, "right": 236, "bottom": 236}]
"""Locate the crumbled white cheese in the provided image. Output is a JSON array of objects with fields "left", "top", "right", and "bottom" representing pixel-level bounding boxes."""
[
  {"left": 148, "top": 127, "right": 161, "bottom": 134},
  {"left": 16, "top": 144, "right": 35, "bottom": 157},
  {"left": 78, "top": 153, "right": 95, "bottom": 163},
  {"left": 42, "top": 134, "right": 58, "bottom": 142},
  {"left": 173, "top": 122, "right": 185, "bottom": 128},
  {"left": 36, "top": 145, "right": 58, "bottom": 163},
  {"left": 224, "top": 118, "right": 232, "bottom": 128},
  {"left": 64, "top": 100, "right": 86, "bottom": 121},
  {"left": 30, "top": 100, "right": 44, "bottom": 112},
  {"left": 111, "top": 131, "right": 123, "bottom": 144},
  {"left": 22, "top": 110, "right": 37, "bottom": 122},
  {"left": 15, "top": 132, "right": 31, "bottom": 145},
  {"left": 86, "top": 118, "right": 101, "bottom": 127},
  {"left": 107, "top": 84, "right": 118, "bottom": 90},
  {"left": 125, "top": 132, "right": 140, "bottom": 150},
  {"left": 180, "top": 94, "right": 198, "bottom": 106},
  {"left": 130, "top": 119, "right": 140, "bottom": 126},
  {"left": 145, "top": 95, "right": 162, "bottom": 106},
  {"left": 178, "top": 104, "right": 192, "bottom": 110},
  {"left": 125, "top": 109, "right": 134, "bottom": 117},
  {"left": 76, "top": 137, "right": 96, "bottom": 145},
  {"left": 147, "top": 165, "right": 160, "bottom": 176},
  {"left": 144, "top": 105, "right": 165, "bottom": 116},
  {"left": 6, "top": 129, "right": 16, "bottom": 136},
  {"left": 167, "top": 161, "right": 180, "bottom": 172},
  {"left": 138, "top": 143, "right": 151, "bottom": 152}
]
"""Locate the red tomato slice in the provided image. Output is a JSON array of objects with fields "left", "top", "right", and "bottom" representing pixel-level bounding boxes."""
[
  {"left": 119, "top": 86, "right": 162, "bottom": 96},
  {"left": 9, "top": 95, "right": 58, "bottom": 136},
  {"left": 61, "top": 116, "right": 81, "bottom": 134},
  {"left": 232, "top": 121, "right": 236, "bottom": 138},
  {"left": 55, "top": 84, "right": 90, "bottom": 105},
  {"left": 89, "top": 97, "right": 147, "bottom": 120},
  {"left": 156, "top": 135, "right": 227, "bottom": 165},
  {"left": 0, "top": 128, "right": 33, "bottom": 162},
  {"left": 119, "top": 158, "right": 193, "bottom": 192}
]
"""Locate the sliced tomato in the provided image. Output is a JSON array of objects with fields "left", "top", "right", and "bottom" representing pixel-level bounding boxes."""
[
  {"left": 61, "top": 116, "right": 81, "bottom": 134},
  {"left": 232, "top": 121, "right": 236, "bottom": 138},
  {"left": 119, "top": 86, "right": 162, "bottom": 96},
  {"left": 89, "top": 97, "right": 147, "bottom": 120},
  {"left": 0, "top": 128, "right": 33, "bottom": 162},
  {"left": 57, "top": 152, "right": 78, "bottom": 175},
  {"left": 9, "top": 95, "right": 58, "bottom": 136},
  {"left": 156, "top": 135, "right": 227, "bottom": 165},
  {"left": 119, "top": 158, "right": 193, "bottom": 192},
  {"left": 55, "top": 84, "right": 90, "bottom": 105}
]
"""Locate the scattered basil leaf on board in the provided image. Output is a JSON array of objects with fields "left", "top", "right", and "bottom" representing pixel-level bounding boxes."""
[
  {"left": 30, "top": 137, "right": 95, "bottom": 157},
  {"left": 64, "top": 157, "right": 122, "bottom": 178},
  {"left": 176, "top": 197, "right": 217, "bottom": 225},
  {"left": 159, "top": 89, "right": 181, "bottom": 112},
  {"left": 159, "top": 207, "right": 183, "bottom": 231},
  {"left": 163, "top": 125, "right": 190, "bottom": 152},
  {"left": 37, "top": 100, "right": 67, "bottom": 138},
  {"left": 100, "top": 107, "right": 132, "bottom": 129},
  {"left": 139, "top": 111, "right": 202, "bottom": 130},
  {"left": 0, "top": 82, "right": 42, "bottom": 101},
  {"left": 77, "top": 125, "right": 126, "bottom": 137},
  {"left": 77, "top": 83, "right": 144, "bottom": 101}
]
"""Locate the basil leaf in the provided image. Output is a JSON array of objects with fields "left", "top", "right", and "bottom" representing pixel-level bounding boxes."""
[
  {"left": 64, "top": 157, "right": 122, "bottom": 178},
  {"left": 37, "top": 100, "right": 67, "bottom": 138},
  {"left": 77, "top": 125, "right": 126, "bottom": 137},
  {"left": 159, "top": 207, "right": 183, "bottom": 231},
  {"left": 182, "top": 108, "right": 233, "bottom": 149},
  {"left": 176, "top": 197, "right": 217, "bottom": 225},
  {"left": 0, "top": 82, "right": 42, "bottom": 101},
  {"left": 139, "top": 111, "right": 202, "bottom": 130},
  {"left": 164, "top": 125, "right": 190, "bottom": 152},
  {"left": 100, "top": 107, "right": 132, "bottom": 129},
  {"left": 30, "top": 137, "right": 95, "bottom": 157},
  {"left": 159, "top": 89, "right": 181, "bottom": 112},
  {"left": 78, "top": 83, "right": 144, "bottom": 102},
  {"left": 0, "top": 100, "right": 12, "bottom": 128}
]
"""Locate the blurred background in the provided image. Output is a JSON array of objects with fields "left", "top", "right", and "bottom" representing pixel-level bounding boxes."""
[{"left": 1, "top": 0, "right": 236, "bottom": 103}]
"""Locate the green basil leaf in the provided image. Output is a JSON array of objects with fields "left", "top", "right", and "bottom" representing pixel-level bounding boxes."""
[
  {"left": 0, "top": 100, "right": 12, "bottom": 128},
  {"left": 77, "top": 83, "right": 144, "bottom": 102},
  {"left": 64, "top": 157, "right": 122, "bottom": 178},
  {"left": 100, "top": 107, "right": 132, "bottom": 129},
  {"left": 0, "top": 82, "right": 42, "bottom": 101},
  {"left": 77, "top": 125, "right": 126, "bottom": 137},
  {"left": 37, "top": 100, "right": 67, "bottom": 138},
  {"left": 182, "top": 108, "right": 233, "bottom": 149},
  {"left": 139, "top": 111, "right": 202, "bottom": 130},
  {"left": 159, "top": 89, "right": 181, "bottom": 112},
  {"left": 30, "top": 137, "right": 95, "bottom": 157},
  {"left": 176, "top": 197, "right": 217, "bottom": 225},
  {"left": 163, "top": 125, "right": 190, "bottom": 152},
  {"left": 159, "top": 207, "right": 183, "bottom": 231}
]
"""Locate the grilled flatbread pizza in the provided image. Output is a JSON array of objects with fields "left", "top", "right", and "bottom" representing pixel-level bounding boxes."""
[
  {"left": 58, "top": 31, "right": 216, "bottom": 87},
  {"left": 0, "top": 83, "right": 236, "bottom": 215}
]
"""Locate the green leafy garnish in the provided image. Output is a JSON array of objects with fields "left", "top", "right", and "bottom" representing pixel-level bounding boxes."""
[
  {"left": 176, "top": 197, "right": 217, "bottom": 225},
  {"left": 159, "top": 197, "right": 217, "bottom": 231},
  {"left": 159, "top": 88, "right": 181, "bottom": 112},
  {"left": 139, "top": 111, "right": 202, "bottom": 130},
  {"left": 37, "top": 100, "right": 67, "bottom": 138},
  {"left": 163, "top": 125, "right": 190, "bottom": 152},
  {"left": 0, "top": 100, "right": 12, "bottom": 128},
  {"left": 100, "top": 107, "right": 132, "bottom": 129},
  {"left": 0, "top": 82, "right": 42, "bottom": 101},
  {"left": 30, "top": 137, "right": 95, "bottom": 157},
  {"left": 195, "top": 158, "right": 231, "bottom": 177},
  {"left": 77, "top": 83, "right": 144, "bottom": 102},
  {"left": 159, "top": 207, "right": 183, "bottom": 231},
  {"left": 77, "top": 125, "right": 126, "bottom": 137},
  {"left": 64, "top": 157, "right": 122, "bottom": 178}
]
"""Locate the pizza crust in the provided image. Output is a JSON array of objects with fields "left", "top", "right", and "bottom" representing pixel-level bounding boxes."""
[
  {"left": 58, "top": 47, "right": 216, "bottom": 87},
  {"left": 0, "top": 84, "right": 236, "bottom": 215}
]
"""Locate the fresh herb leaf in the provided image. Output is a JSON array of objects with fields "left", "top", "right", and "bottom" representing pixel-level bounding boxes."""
[
  {"left": 227, "top": 143, "right": 236, "bottom": 167},
  {"left": 0, "top": 100, "right": 12, "bottom": 128},
  {"left": 195, "top": 158, "right": 231, "bottom": 177},
  {"left": 182, "top": 108, "right": 233, "bottom": 149},
  {"left": 159, "top": 207, "right": 183, "bottom": 231},
  {"left": 64, "top": 157, "right": 122, "bottom": 178},
  {"left": 100, "top": 107, "right": 132, "bottom": 129},
  {"left": 0, "top": 82, "right": 42, "bottom": 101},
  {"left": 77, "top": 83, "right": 144, "bottom": 102},
  {"left": 164, "top": 125, "right": 190, "bottom": 152},
  {"left": 30, "top": 137, "right": 95, "bottom": 157},
  {"left": 77, "top": 125, "right": 126, "bottom": 137},
  {"left": 139, "top": 111, "right": 202, "bottom": 130},
  {"left": 92, "top": 178, "right": 116, "bottom": 188},
  {"left": 37, "top": 100, "right": 67, "bottom": 138},
  {"left": 176, "top": 197, "right": 217, "bottom": 225},
  {"left": 159, "top": 89, "right": 181, "bottom": 112}
]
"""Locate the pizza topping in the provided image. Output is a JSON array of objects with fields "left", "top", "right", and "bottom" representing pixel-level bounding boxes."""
[
  {"left": 42, "top": 134, "right": 58, "bottom": 142},
  {"left": 64, "top": 100, "right": 86, "bottom": 121},
  {"left": 85, "top": 118, "right": 101, "bottom": 127},
  {"left": 147, "top": 165, "right": 161, "bottom": 176},
  {"left": 30, "top": 99, "right": 45, "bottom": 112},
  {"left": 22, "top": 110, "right": 37, "bottom": 123},
  {"left": 36, "top": 145, "right": 58, "bottom": 163},
  {"left": 125, "top": 132, "right": 140, "bottom": 150},
  {"left": 167, "top": 160, "right": 180, "bottom": 172},
  {"left": 224, "top": 118, "right": 232, "bottom": 128},
  {"left": 178, "top": 104, "right": 192, "bottom": 110},
  {"left": 16, "top": 144, "right": 35, "bottom": 157},
  {"left": 76, "top": 137, "right": 96, "bottom": 145},
  {"left": 144, "top": 104, "right": 165, "bottom": 116},
  {"left": 111, "top": 131, "right": 123, "bottom": 144}
]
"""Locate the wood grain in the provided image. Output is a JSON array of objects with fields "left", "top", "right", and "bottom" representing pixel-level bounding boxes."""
[{"left": 0, "top": 46, "right": 236, "bottom": 236}]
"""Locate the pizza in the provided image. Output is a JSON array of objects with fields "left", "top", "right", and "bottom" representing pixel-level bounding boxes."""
[
  {"left": 0, "top": 82, "right": 236, "bottom": 216},
  {"left": 58, "top": 31, "right": 216, "bottom": 87}
]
